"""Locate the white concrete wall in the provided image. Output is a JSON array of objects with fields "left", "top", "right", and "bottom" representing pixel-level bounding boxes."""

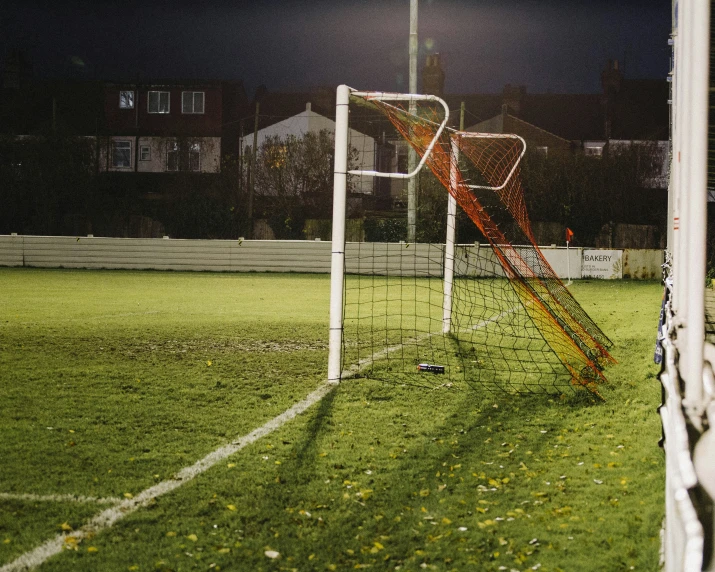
[{"left": 0, "top": 236, "right": 664, "bottom": 279}]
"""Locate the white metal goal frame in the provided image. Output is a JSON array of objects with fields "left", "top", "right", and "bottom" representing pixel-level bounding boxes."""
[
  {"left": 327, "top": 85, "right": 530, "bottom": 384},
  {"left": 660, "top": 0, "right": 713, "bottom": 570},
  {"left": 328, "top": 85, "right": 450, "bottom": 383}
]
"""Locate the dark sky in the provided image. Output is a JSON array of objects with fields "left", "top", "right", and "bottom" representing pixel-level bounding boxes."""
[{"left": 1, "top": 0, "right": 671, "bottom": 97}]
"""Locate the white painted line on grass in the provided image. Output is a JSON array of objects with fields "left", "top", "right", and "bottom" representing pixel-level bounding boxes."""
[
  {"left": 0, "top": 381, "right": 335, "bottom": 572},
  {"left": 0, "top": 493, "right": 121, "bottom": 505},
  {"left": 463, "top": 305, "right": 520, "bottom": 332}
]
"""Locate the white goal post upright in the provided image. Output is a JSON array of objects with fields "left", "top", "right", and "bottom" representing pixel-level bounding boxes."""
[
  {"left": 660, "top": 0, "right": 711, "bottom": 570},
  {"left": 327, "top": 86, "right": 450, "bottom": 383},
  {"left": 442, "top": 139, "right": 459, "bottom": 334},
  {"left": 327, "top": 84, "right": 351, "bottom": 383}
]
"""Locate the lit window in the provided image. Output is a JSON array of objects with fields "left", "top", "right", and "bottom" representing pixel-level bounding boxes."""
[
  {"left": 112, "top": 141, "right": 131, "bottom": 168},
  {"left": 119, "top": 90, "right": 134, "bottom": 109},
  {"left": 182, "top": 91, "right": 205, "bottom": 114},
  {"left": 267, "top": 144, "right": 287, "bottom": 169},
  {"left": 148, "top": 91, "right": 170, "bottom": 114},
  {"left": 139, "top": 145, "right": 151, "bottom": 161}
]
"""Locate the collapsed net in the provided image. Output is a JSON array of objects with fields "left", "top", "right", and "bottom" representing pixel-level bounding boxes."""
[{"left": 342, "top": 93, "right": 614, "bottom": 397}]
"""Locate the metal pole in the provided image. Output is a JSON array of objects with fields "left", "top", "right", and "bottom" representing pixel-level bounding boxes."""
[
  {"left": 407, "top": 0, "right": 418, "bottom": 242},
  {"left": 327, "top": 85, "right": 351, "bottom": 383},
  {"left": 248, "top": 101, "right": 260, "bottom": 239},
  {"left": 680, "top": 0, "right": 709, "bottom": 424}
]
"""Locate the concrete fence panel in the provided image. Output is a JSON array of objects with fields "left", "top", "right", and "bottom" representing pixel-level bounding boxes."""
[{"left": 0, "top": 235, "right": 663, "bottom": 280}]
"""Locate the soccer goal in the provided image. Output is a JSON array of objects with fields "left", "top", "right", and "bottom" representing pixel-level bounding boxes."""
[{"left": 328, "top": 85, "right": 613, "bottom": 397}]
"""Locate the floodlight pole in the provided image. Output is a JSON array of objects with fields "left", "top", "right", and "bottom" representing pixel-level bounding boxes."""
[
  {"left": 407, "top": 0, "right": 419, "bottom": 242},
  {"left": 327, "top": 85, "right": 351, "bottom": 384}
]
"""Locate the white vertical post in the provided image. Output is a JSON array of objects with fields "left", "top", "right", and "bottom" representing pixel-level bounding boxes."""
[
  {"left": 679, "top": 0, "right": 709, "bottom": 422},
  {"left": 566, "top": 241, "right": 571, "bottom": 285},
  {"left": 443, "top": 138, "right": 459, "bottom": 334},
  {"left": 328, "top": 84, "right": 350, "bottom": 384},
  {"left": 672, "top": 0, "right": 684, "bottom": 318},
  {"left": 407, "top": 0, "right": 419, "bottom": 242}
]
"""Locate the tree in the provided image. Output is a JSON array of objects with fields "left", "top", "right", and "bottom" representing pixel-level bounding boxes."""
[
  {"left": 520, "top": 142, "right": 667, "bottom": 245},
  {"left": 253, "top": 129, "right": 358, "bottom": 239},
  {"left": 0, "top": 134, "right": 97, "bottom": 235}
]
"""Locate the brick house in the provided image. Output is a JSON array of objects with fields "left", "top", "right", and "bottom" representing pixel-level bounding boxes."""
[{"left": 99, "top": 81, "right": 225, "bottom": 174}]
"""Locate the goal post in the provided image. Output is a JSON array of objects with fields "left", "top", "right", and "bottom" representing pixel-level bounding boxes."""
[
  {"left": 328, "top": 85, "right": 613, "bottom": 397},
  {"left": 328, "top": 85, "right": 450, "bottom": 383}
]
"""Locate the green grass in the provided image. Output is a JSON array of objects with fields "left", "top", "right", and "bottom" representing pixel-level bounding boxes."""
[{"left": 0, "top": 269, "right": 664, "bottom": 571}]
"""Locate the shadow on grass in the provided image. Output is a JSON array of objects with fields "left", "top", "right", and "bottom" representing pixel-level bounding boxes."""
[{"left": 250, "top": 383, "right": 609, "bottom": 569}]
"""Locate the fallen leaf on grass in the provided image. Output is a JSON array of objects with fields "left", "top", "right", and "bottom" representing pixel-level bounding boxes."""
[
  {"left": 226, "top": 505, "right": 237, "bottom": 511},
  {"left": 186, "top": 534, "right": 198, "bottom": 542},
  {"left": 124, "top": 493, "right": 133, "bottom": 499},
  {"left": 264, "top": 550, "right": 280, "bottom": 559},
  {"left": 87, "top": 546, "right": 98, "bottom": 553},
  {"left": 60, "top": 522, "right": 73, "bottom": 531},
  {"left": 166, "top": 531, "right": 176, "bottom": 537}
]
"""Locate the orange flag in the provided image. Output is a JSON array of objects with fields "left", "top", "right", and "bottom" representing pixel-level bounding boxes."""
[{"left": 565, "top": 228, "right": 574, "bottom": 243}]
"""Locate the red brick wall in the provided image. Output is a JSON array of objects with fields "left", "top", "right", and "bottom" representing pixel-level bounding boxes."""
[{"left": 104, "top": 83, "right": 222, "bottom": 137}]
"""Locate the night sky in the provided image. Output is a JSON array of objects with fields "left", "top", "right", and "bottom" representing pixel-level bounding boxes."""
[{"left": 1, "top": 0, "right": 671, "bottom": 97}]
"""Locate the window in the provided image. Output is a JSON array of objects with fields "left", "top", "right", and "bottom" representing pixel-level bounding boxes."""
[
  {"left": 188, "top": 142, "right": 200, "bottom": 171},
  {"left": 167, "top": 142, "right": 178, "bottom": 171},
  {"left": 112, "top": 141, "right": 132, "bottom": 168},
  {"left": 139, "top": 145, "right": 151, "bottom": 161},
  {"left": 148, "top": 91, "right": 170, "bottom": 114},
  {"left": 119, "top": 90, "right": 134, "bottom": 109},
  {"left": 167, "top": 141, "right": 200, "bottom": 172},
  {"left": 584, "top": 142, "right": 605, "bottom": 158},
  {"left": 182, "top": 91, "right": 205, "bottom": 114},
  {"left": 535, "top": 146, "right": 548, "bottom": 158}
]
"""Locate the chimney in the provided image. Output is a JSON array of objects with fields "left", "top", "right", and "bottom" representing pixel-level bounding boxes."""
[
  {"left": 601, "top": 59, "right": 623, "bottom": 139},
  {"left": 601, "top": 59, "right": 623, "bottom": 96},
  {"left": 502, "top": 84, "right": 526, "bottom": 115},
  {"left": 422, "top": 54, "right": 445, "bottom": 97}
]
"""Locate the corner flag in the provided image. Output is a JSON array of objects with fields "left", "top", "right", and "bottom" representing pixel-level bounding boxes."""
[{"left": 565, "top": 228, "right": 574, "bottom": 243}]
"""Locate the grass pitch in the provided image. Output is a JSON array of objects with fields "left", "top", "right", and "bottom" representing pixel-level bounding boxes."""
[{"left": 0, "top": 269, "right": 664, "bottom": 571}]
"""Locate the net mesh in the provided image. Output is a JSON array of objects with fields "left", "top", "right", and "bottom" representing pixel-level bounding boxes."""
[{"left": 342, "top": 93, "right": 614, "bottom": 397}]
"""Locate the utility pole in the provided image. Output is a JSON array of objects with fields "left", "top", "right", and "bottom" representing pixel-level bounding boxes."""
[
  {"left": 407, "top": 0, "right": 418, "bottom": 242},
  {"left": 248, "top": 101, "right": 260, "bottom": 239}
]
